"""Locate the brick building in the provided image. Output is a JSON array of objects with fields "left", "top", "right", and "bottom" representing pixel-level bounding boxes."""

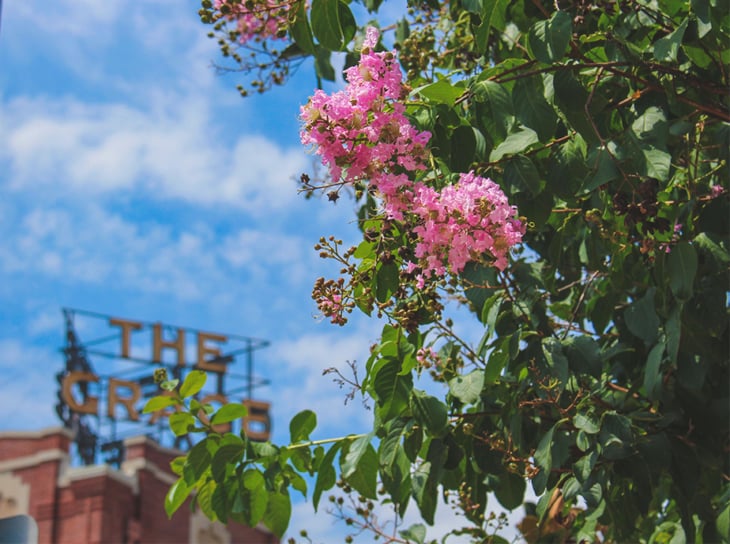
[{"left": 0, "top": 428, "right": 278, "bottom": 543}]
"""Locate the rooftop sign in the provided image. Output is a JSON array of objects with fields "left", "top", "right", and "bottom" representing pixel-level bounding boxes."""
[{"left": 55, "top": 308, "right": 272, "bottom": 465}]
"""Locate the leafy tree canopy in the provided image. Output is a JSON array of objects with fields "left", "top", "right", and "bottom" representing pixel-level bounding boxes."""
[{"left": 156, "top": 0, "right": 729, "bottom": 541}]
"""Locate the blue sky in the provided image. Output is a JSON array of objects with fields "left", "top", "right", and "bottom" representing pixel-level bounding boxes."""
[{"left": 0, "top": 2, "right": 527, "bottom": 540}]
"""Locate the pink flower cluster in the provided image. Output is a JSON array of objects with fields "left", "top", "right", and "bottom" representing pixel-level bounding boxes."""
[
  {"left": 318, "top": 292, "right": 344, "bottom": 324},
  {"left": 416, "top": 347, "right": 441, "bottom": 368},
  {"left": 214, "top": 0, "right": 291, "bottom": 44},
  {"left": 301, "top": 28, "right": 524, "bottom": 282},
  {"left": 300, "top": 27, "right": 431, "bottom": 219},
  {"left": 411, "top": 172, "right": 525, "bottom": 280}
]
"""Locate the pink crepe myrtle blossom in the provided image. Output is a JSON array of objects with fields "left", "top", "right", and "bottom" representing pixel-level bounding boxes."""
[
  {"left": 214, "top": 0, "right": 292, "bottom": 44},
  {"left": 710, "top": 184, "right": 725, "bottom": 198},
  {"left": 416, "top": 347, "right": 441, "bottom": 368},
  {"left": 300, "top": 28, "right": 524, "bottom": 284},
  {"left": 411, "top": 172, "right": 525, "bottom": 279},
  {"left": 300, "top": 27, "right": 431, "bottom": 206},
  {"left": 315, "top": 290, "right": 348, "bottom": 325}
]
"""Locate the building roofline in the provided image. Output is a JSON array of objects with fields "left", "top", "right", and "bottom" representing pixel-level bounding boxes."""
[
  {"left": 58, "top": 463, "right": 139, "bottom": 493},
  {"left": 123, "top": 434, "right": 183, "bottom": 457},
  {"left": 0, "top": 427, "right": 73, "bottom": 440}
]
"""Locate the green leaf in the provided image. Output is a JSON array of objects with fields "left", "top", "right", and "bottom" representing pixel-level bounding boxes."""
[
  {"left": 341, "top": 434, "right": 372, "bottom": 478},
  {"left": 642, "top": 146, "right": 672, "bottom": 181},
  {"left": 449, "top": 370, "right": 485, "bottom": 405},
  {"left": 644, "top": 340, "right": 666, "bottom": 400},
  {"left": 395, "top": 17, "right": 410, "bottom": 43},
  {"left": 489, "top": 127, "right": 539, "bottom": 161},
  {"left": 180, "top": 370, "right": 206, "bottom": 399},
  {"left": 382, "top": 447, "right": 412, "bottom": 516},
  {"left": 165, "top": 477, "right": 191, "bottom": 517},
  {"left": 242, "top": 470, "right": 268, "bottom": 526},
  {"left": 624, "top": 288, "right": 660, "bottom": 345},
  {"left": 289, "top": 0, "right": 316, "bottom": 55},
  {"left": 416, "top": 79, "right": 464, "bottom": 106},
  {"left": 480, "top": 293, "right": 502, "bottom": 334},
  {"left": 411, "top": 390, "right": 449, "bottom": 438},
  {"left": 694, "top": 232, "right": 730, "bottom": 266},
  {"left": 160, "top": 379, "right": 179, "bottom": 391},
  {"left": 654, "top": 18, "right": 688, "bottom": 62},
  {"left": 631, "top": 106, "right": 668, "bottom": 147},
  {"left": 379, "top": 418, "right": 409, "bottom": 475},
  {"left": 504, "top": 155, "right": 542, "bottom": 195},
  {"left": 542, "top": 337, "right": 569, "bottom": 391},
  {"left": 574, "top": 413, "right": 600, "bottom": 434},
  {"left": 169, "top": 412, "right": 195, "bottom": 436},
  {"left": 649, "top": 521, "right": 686, "bottom": 544},
  {"left": 484, "top": 337, "right": 510, "bottom": 384},
  {"left": 373, "top": 358, "right": 413, "bottom": 419},
  {"left": 462, "top": 262, "right": 499, "bottom": 315},
  {"left": 475, "top": 0, "right": 507, "bottom": 53},
  {"left": 471, "top": 79, "right": 512, "bottom": 140},
  {"left": 376, "top": 262, "right": 399, "bottom": 303},
  {"left": 196, "top": 480, "right": 217, "bottom": 521},
  {"left": 665, "top": 304, "right": 681, "bottom": 365},
  {"left": 576, "top": 429, "right": 591, "bottom": 452},
  {"left": 210, "top": 483, "right": 229, "bottom": 522},
  {"left": 552, "top": 70, "right": 598, "bottom": 144},
  {"left": 563, "top": 336, "right": 601, "bottom": 378},
  {"left": 512, "top": 77, "right": 556, "bottom": 141},
  {"left": 399, "top": 523, "right": 427, "bottom": 544},
  {"left": 451, "top": 125, "right": 484, "bottom": 171},
  {"left": 353, "top": 240, "right": 375, "bottom": 259},
  {"left": 462, "top": 0, "right": 482, "bottom": 14},
  {"left": 495, "top": 471, "right": 526, "bottom": 510},
  {"left": 310, "top": 0, "right": 355, "bottom": 51},
  {"left": 691, "top": 0, "right": 712, "bottom": 38},
  {"left": 314, "top": 46, "right": 335, "bottom": 81},
  {"left": 562, "top": 476, "right": 582, "bottom": 501},
  {"left": 345, "top": 443, "right": 378, "bottom": 499},
  {"left": 573, "top": 450, "right": 598, "bottom": 483},
  {"left": 183, "top": 439, "right": 212, "bottom": 485},
  {"left": 584, "top": 144, "right": 619, "bottom": 191},
  {"left": 313, "top": 442, "right": 341, "bottom": 510},
  {"left": 717, "top": 501, "right": 730, "bottom": 541},
  {"left": 412, "top": 461, "right": 436, "bottom": 524},
  {"left": 624, "top": 134, "right": 671, "bottom": 181},
  {"left": 599, "top": 412, "right": 633, "bottom": 460},
  {"left": 263, "top": 492, "right": 291, "bottom": 538},
  {"left": 532, "top": 425, "right": 555, "bottom": 495},
  {"left": 289, "top": 409, "right": 317, "bottom": 443},
  {"left": 170, "top": 456, "right": 185, "bottom": 476},
  {"left": 142, "top": 395, "right": 180, "bottom": 414},
  {"left": 211, "top": 444, "right": 244, "bottom": 482},
  {"left": 211, "top": 403, "right": 248, "bottom": 425},
  {"left": 667, "top": 242, "right": 697, "bottom": 302},
  {"left": 529, "top": 10, "right": 573, "bottom": 64}
]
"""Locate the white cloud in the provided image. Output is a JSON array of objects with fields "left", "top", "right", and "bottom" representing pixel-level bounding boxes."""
[
  {"left": 11, "top": 0, "right": 126, "bottom": 41},
  {"left": 1, "top": 96, "right": 308, "bottom": 213},
  {"left": 0, "top": 203, "right": 320, "bottom": 306},
  {"left": 4, "top": 0, "right": 215, "bottom": 91},
  {"left": 0, "top": 339, "right": 58, "bottom": 429}
]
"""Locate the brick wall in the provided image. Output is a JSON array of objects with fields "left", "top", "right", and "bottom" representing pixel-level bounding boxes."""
[{"left": 0, "top": 428, "right": 278, "bottom": 544}]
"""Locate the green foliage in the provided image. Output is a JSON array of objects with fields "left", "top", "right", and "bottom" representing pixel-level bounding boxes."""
[{"left": 181, "top": 1, "right": 729, "bottom": 541}]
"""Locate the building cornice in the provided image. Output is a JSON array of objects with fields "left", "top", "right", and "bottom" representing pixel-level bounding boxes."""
[
  {"left": 0, "top": 449, "right": 68, "bottom": 474},
  {"left": 123, "top": 434, "right": 183, "bottom": 457},
  {"left": 58, "top": 464, "right": 139, "bottom": 493},
  {"left": 121, "top": 457, "right": 177, "bottom": 486},
  {"left": 0, "top": 427, "right": 72, "bottom": 440}
]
